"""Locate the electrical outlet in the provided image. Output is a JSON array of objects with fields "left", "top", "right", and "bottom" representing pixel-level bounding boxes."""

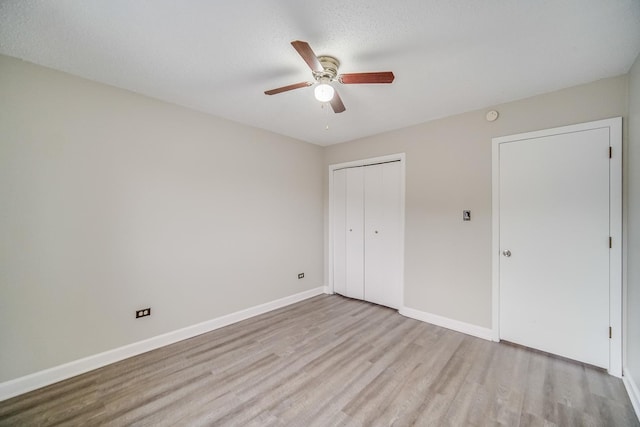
[
  {"left": 298, "top": 273, "right": 304, "bottom": 279},
  {"left": 136, "top": 308, "right": 151, "bottom": 318}
]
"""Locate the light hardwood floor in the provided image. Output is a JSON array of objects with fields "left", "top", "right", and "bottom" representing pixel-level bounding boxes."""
[{"left": 0, "top": 295, "right": 638, "bottom": 426}]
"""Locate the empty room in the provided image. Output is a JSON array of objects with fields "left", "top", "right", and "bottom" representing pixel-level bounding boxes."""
[{"left": 1, "top": 1, "right": 640, "bottom": 425}]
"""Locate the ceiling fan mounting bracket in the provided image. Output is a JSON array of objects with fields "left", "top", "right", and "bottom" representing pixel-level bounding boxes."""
[{"left": 313, "top": 56, "right": 340, "bottom": 82}]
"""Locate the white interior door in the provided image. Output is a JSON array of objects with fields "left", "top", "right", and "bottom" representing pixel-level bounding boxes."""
[
  {"left": 364, "top": 161, "right": 402, "bottom": 308},
  {"left": 331, "top": 155, "right": 405, "bottom": 309},
  {"left": 345, "top": 167, "right": 365, "bottom": 300},
  {"left": 332, "top": 169, "right": 347, "bottom": 296},
  {"left": 498, "top": 128, "right": 610, "bottom": 368}
]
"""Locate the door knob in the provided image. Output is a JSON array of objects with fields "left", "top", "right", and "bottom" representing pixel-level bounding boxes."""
[{"left": 502, "top": 250, "right": 512, "bottom": 257}]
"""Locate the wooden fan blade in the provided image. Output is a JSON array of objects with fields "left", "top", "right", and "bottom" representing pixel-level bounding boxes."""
[
  {"left": 330, "top": 90, "right": 346, "bottom": 113},
  {"left": 291, "top": 40, "right": 323, "bottom": 73},
  {"left": 338, "top": 72, "right": 395, "bottom": 84},
  {"left": 264, "top": 81, "right": 313, "bottom": 95}
]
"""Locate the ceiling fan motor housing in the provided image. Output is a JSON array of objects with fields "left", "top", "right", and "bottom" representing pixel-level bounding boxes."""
[{"left": 313, "top": 56, "right": 340, "bottom": 82}]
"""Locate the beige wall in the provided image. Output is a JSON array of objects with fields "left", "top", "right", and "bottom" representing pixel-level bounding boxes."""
[
  {"left": 1, "top": 51, "right": 636, "bottom": 392},
  {"left": 324, "top": 75, "right": 629, "bottom": 328},
  {"left": 627, "top": 52, "right": 640, "bottom": 393},
  {"left": 0, "top": 55, "right": 324, "bottom": 382}
]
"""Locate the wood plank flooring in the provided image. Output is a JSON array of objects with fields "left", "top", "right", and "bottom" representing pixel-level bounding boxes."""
[{"left": 0, "top": 294, "right": 637, "bottom": 426}]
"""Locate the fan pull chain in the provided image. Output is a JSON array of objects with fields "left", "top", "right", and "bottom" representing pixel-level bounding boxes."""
[{"left": 322, "top": 102, "right": 330, "bottom": 130}]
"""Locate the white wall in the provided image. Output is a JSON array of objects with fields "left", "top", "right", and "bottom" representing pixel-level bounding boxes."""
[
  {"left": 0, "top": 55, "right": 324, "bottom": 383},
  {"left": 626, "top": 52, "right": 640, "bottom": 406},
  {"left": 324, "top": 75, "right": 629, "bottom": 328}
]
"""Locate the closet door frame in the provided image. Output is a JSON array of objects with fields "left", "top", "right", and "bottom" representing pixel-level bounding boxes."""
[{"left": 328, "top": 153, "right": 406, "bottom": 308}]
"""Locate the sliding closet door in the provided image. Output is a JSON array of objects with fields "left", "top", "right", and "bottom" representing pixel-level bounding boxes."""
[{"left": 364, "top": 162, "right": 402, "bottom": 308}]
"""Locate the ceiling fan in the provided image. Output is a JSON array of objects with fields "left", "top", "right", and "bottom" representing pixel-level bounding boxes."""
[{"left": 264, "top": 40, "right": 395, "bottom": 113}]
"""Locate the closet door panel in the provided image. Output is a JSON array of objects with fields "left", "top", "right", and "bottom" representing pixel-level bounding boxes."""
[
  {"left": 332, "top": 169, "right": 347, "bottom": 296},
  {"left": 364, "top": 162, "right": 402, "bottom": 308},
  {"left": 345, "top": 167, "right": 365, "bottom": 300}
]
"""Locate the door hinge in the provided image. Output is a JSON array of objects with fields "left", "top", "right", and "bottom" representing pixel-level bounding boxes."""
[
  {"left": 609, "top": 146, "right": 612, "bottom": 158},
  {"left": 609, "top": 237, "right": 612, "bottom": 248},
  {"left": 609, "top": 327, "right": 612, "bottom": 339}
]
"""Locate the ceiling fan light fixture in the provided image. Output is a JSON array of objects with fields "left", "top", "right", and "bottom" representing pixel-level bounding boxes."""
[{"left": 314, "top": 83, "right": 334, "bottom": 102}]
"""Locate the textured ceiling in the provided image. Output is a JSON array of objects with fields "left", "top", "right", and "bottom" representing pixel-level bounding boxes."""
[{"left": 1, "top": 1, "right": 639, "bottom": 146}]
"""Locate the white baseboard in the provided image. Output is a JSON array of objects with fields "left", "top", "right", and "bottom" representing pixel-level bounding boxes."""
[
  {"left": 0, "top": 286, "right": 324, "bottom": 402},
  {"left": 623, "top": 367, "right": 640, "bottom": 422},
  {"left": 399, "top": 306, "right": 494, "bottom": 341}
]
